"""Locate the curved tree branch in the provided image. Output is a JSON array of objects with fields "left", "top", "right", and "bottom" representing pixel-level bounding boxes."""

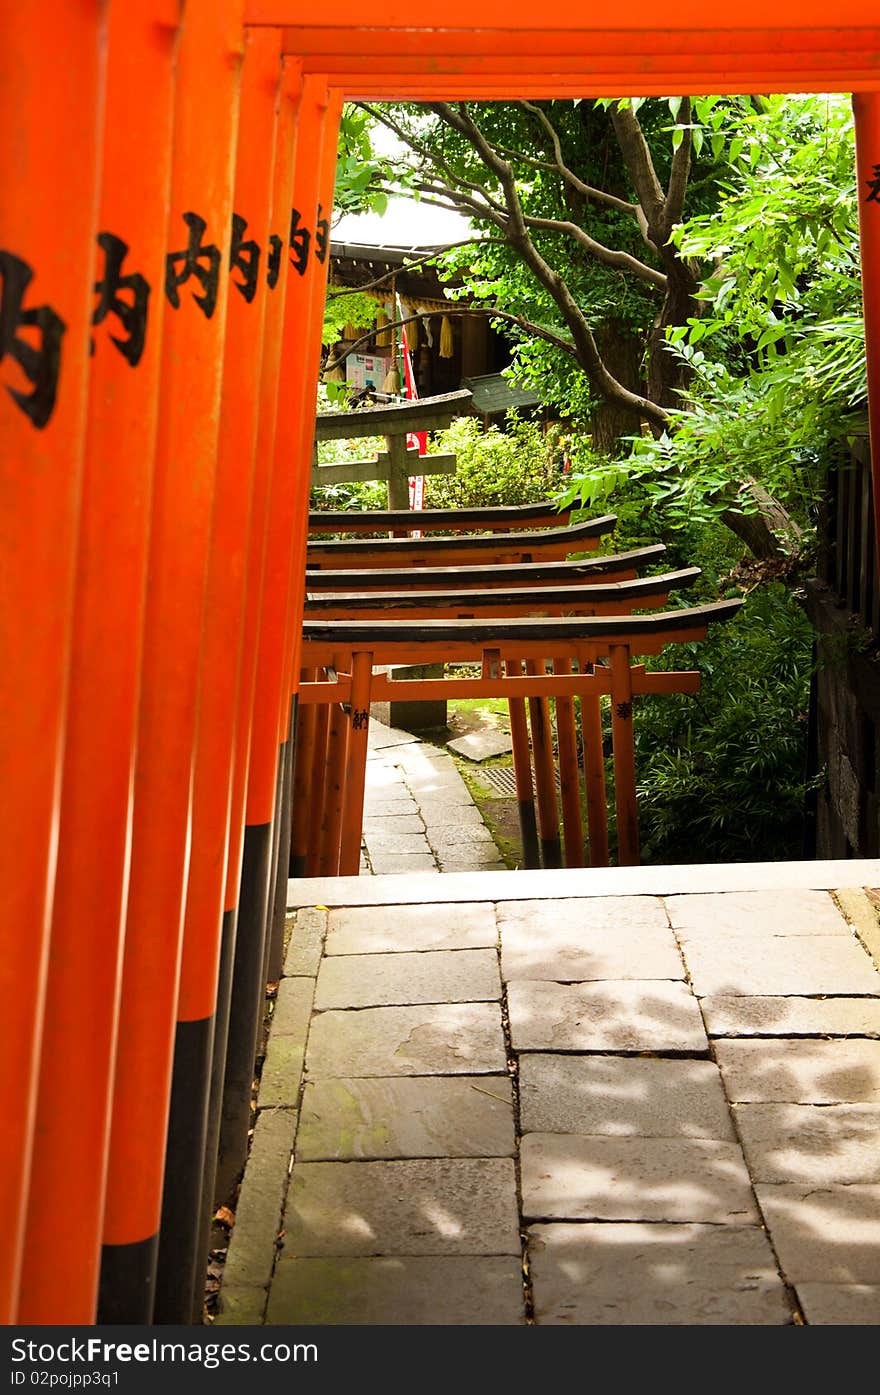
[
  {"left": 521, "top": 214, "right": 667, "bottom": 287},
  {"left": 433, "top": 102, "right": 669, "bottom": 428},
  {"left": 661, "top": 98, "right": 693, "bottom": 239},
  {"left": 518, "top": 101, "right": 643, "bottom": 220}
]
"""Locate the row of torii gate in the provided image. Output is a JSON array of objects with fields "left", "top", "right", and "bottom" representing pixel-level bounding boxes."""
[{"left": 3, "top": 0, "right": 880, "bottom": 1328}]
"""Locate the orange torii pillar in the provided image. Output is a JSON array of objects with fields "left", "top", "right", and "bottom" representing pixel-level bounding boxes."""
[
  {"left": 193, "top": 55, "right": 304, "bottom": 1318},
  {"left": 853, "top": 93, "right": 880, "bottom": 561},
  {"left": 0, "top": 1, "right": 107, "bottom": 1326},
  {"left": 98, "top": 0, "right": 246, "bottom": 1325},
  {"left": 153, "top": 25, "right": 285, "bottom": 1326},
  {"left": 16, "top": 3, "right": 180, "bottom": 1326},
  {"left": 268, "top": 82, "right": 343, "bottom": 972},
  {"left": 216, "top": 76, "right": 341, "bottom": 1206}
]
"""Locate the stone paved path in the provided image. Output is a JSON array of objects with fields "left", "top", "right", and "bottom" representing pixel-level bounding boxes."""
[
  {"left": 216, "top": 864, "right": 880, "bottom": 1326},
  {"left": 360, "top": 720, "right": 506, "bottom": 875}
]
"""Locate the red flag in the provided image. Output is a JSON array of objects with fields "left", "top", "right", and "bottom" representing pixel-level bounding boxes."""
[{"left": 401, "top": 320, "right": 426, "bottom": 536}]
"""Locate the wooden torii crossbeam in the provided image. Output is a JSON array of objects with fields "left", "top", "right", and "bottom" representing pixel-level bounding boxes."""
[
  {"left": 308, "top": 499, "right": 574, "bottom": 534},
  {"left": 296, "top": 601, "right": 742, "bottom": 878},
  {"left": 306, "top": 513, "right": 617, "bottom": 567},
  {"left": 305, "top": 545, "right": 669, "bottom": 591}
]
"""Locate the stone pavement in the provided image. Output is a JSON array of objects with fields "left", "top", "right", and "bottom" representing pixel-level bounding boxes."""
[
  {"left": 359, "top": 720, "right": 507, "bottom": 875},
  {"left": 216, "top": 861, "right": 880, "bottom": 1326}
]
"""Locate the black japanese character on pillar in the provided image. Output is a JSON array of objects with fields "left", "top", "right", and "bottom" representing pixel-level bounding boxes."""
[
  {"left": 229, "top": 213, "right": 260, "bottom": 303},
  {"left": 866, "top": 164, "right": 880, "bottom": 203},
  {"left": 289, "top": 207, "right": 310, "bottom": 277},
  {"left": 266, "top": 234, "right": 282, "bottom": 289},
  {"left": 92, "top": 232, "right": 150, "bottom": 366},
  {"left": 165, "top": 212, "right": 221, "bottom": 317},
  {"left": 314, "top": 204, "right": 329, "bottom": 265},
  {"left": 0, "top": 251, "right": 66, "bottom": 429}
]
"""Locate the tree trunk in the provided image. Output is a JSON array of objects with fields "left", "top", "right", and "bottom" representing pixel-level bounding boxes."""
[
  {"left": 719, "top": 478, "right": 804, "bottom": 561},
  {"left": 589, "top": 324, "right": 645, "bottom": 452},
  {"left": 646, "top": 258, "right": 701, "bottom": 410}
]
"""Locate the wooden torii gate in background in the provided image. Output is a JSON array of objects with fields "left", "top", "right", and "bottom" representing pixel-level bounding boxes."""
[{"left": 3, "top": 0, "right": 880, "bottom": 1328}]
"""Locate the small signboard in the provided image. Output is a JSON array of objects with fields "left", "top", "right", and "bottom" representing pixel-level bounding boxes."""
[{"left": 346, "top": 352, "right": 390, "bottom": 393}]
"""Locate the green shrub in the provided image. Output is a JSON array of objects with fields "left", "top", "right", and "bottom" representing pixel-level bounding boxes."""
[
  {"left": 423, "top": 414, "right": 564, "bottom": 509},
  {"left": 627, "top": 582, "right": 813, "bottom": 863}
]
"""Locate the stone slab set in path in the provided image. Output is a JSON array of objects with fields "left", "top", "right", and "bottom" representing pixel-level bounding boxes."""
[{"left": 217, "top": 869, "right": 880, "bottom": 1326}]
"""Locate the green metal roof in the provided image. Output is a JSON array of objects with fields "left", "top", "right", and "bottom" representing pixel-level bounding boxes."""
[{"left": 460, "top": 372, "right": 542, "bottom": 415}]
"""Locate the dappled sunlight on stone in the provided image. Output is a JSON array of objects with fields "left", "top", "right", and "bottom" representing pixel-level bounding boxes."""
[
  {"left": 521, "top": 1133, "right": 758, "bottom": 1224},
  {"left": 421, "top": 1204, "right": 464, "bottom": 1238},
  {"left": 519, "top": 1055, "right": 735, "bottom": 1141},
  {"left": 527, "top": 1222, "right": 790, "bottom": 1324},
  {"left": 341, "top": 1213, "right": 376, "bottom": 1240}
]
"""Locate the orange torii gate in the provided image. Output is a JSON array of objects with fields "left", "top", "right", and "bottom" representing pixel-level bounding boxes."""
[{"left": 2, "top": 0, "right": 880, "bottom": 1328}]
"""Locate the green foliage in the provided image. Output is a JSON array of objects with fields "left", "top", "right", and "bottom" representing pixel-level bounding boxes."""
[
  {"left": 322, "top": 290, "right": 380, "bottom": 348},
  {"left": 562, "top": 96, "right": 865, "bottom": 546},
  {"left": 630, "top": 583, "right": 814, "bottom": 862},
  {"left": 561, "top": 346, "right": 827, "bottom": 541},
  {"left": 422, "top": 415, "right": 564, "bottom": 509},
  {"left": 335, "top": 105, "right": 394, "bottom": 216},
  {"left": 671, "top": 96, "right": 861, "bottom": 368}
]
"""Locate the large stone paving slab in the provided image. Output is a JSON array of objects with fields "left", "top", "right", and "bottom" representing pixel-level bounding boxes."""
[
  {"left": 519, "top": 1055, "right": 735, "bottom": 1140},
  {"left": 665, "top": 889, "right": 849, "bottom": 937},
  {"left": 425, "top": 823, "right": 496, "bottom": 847},
  {"left": 326, "top": 903, "right": 497, "bottom": 955},
  {"left": 521, "top": 1134, "right": 758, "bottom": 1223},
  {"left": 361, "top": 827, "right": 430, "bottom": 850},
  {"left": 527, "top": 1222, "right": 791, "bottom": 1325},
  {"left": 417, "top": 800, "right": 486, "bottom": 827},
  {"left": 362, "top": 815, "right": 426, "bottom": 838},
  {"left": 679, "top": 934, "right": 879, "bottom": 998},
  {"left": 283, "top": 1157, "right": 521, "bottom": 1255},
  {"left": 434, "top": 847, "right": 506, "bottom": 872},
  {"left": 715, "top": 1039, "right": 880, "bottom": 1103},
  {"left": 367, "top": 852, "right": 439, "bottom": 874},
  {"left": 702, "top": 994, "right": 880, "bottom": 1038},
  {"left": 796, "top": 1282, "right": 880, "bottom": 1325},
  {"left": 266, "top": 1256, "right": 525, "bottom": 1325},
  {"left": 360, "top": 760, "right": 408, "bottom": 791},
  {"left": 734, "top": 1103, "right": 880, "bottom": 1184},
  {"left": 367, "top": 724, "right": 420, "bottom": 750},
  {"left": 501, "top": 920, "right": 684, "bottom": 983},
  {"left": 314, "top": 948, "right": 501, "bottom": 1010},
  {"left": 497, "top": 896, "right": 670, "bottom": 935},
  {"left": 446, "top": 730, "right": 514, "bottom": 761},
  {"left": 362, "top": 795, "right": 420, "bottom": 818},
  {"left": 507, "top": 980, "right": 708, "bottom": 1053},
  {"left": 296, "top": 1076, "right": 515, "bottom": 1160},
  {"left": 756, "top": 1183, "right": 880, "bottom": 1283},
  {"left": 306, "top": 1002, "right": 508, "bottom": 1077}
]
